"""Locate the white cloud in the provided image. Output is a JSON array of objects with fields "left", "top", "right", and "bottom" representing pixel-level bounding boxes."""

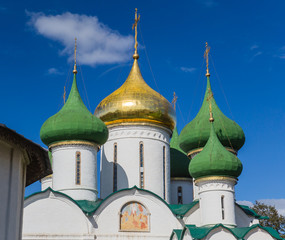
[
  {"left": 259, "top": 199, "right": 285, "bottom": 216},
  {"left": 250, "top": 44, "right": 259, "bottom": 50},
  {"left": 27, "top": 11, "right": 134, "bottom": 66},
  {"left": 276, "top": 46, "right": 285, "bottom": 59},
  {"left": 249, "top": 51, "right": 262, "bottom": 62},
  {"left": 47, "top": 67, "right": 63, "bottom": 75},
  {"left": 237, "top": 199, "right": 285, "bottom": 216},
  {"left": 180, "top": 67, "right": 197, "bottom": 73}
]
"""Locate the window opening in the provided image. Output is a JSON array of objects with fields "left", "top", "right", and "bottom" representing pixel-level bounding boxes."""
[
  {"left": 113, "top": 143, "right": 118, "bottom": 192},
  {"left": 75, "top": 151, "right": 81, "bottom": 185},
  {"left": 139, "top": 142, "right": 144, "bottom": 188},
  {"left": 221, "top": 195, "right": 225, "bottom": 220},
  {"left": 178, "top": 186, "right": 183, "bottom": 204}
]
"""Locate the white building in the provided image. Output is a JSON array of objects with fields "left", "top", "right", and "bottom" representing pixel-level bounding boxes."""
[
  {"left": 0, "top": 124, "right": 51, "bottom": 240},
  {"left": 22, "top": 11, "right": 283, "bottom": 240}
]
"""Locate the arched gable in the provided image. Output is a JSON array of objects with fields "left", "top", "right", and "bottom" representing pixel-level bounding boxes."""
[
  {"left": 180, "top": 224, "right": 283, "bottom": 240},
  {"left": 23, "top": 188, "right": 90, "bottom": 236},
  {"left": 204, "top": 226, "right": 236, "bottom": 240},
  {"left": 93, "top": 186, "right": 182, "bottom": 238},
  {"left": 244, "top": 226, "right": 279, "bottom": 240}
]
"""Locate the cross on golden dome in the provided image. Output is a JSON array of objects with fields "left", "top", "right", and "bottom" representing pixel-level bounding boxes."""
[
  {"left": 132, "top": 8, "right": 140, "bottom": 59},
  {"left": 172, "top": 92, "right": 178, "bottom": 111}
]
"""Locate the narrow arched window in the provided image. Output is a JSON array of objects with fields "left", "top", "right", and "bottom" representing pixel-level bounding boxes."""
[
  {"left": 221, "top": 195, "right": 225, "bottom": 220},
  {"left": 178, "top": 186, "right": 183, "bottom": 204},
  {"left": 75, "top": 151, "right": 81, "bottom": 185},
  {"left": 139, "top": 142, "right": 144, "bottom": 188},
  {"left": 113, "top": 143, "right": 118, "bottom": 192},
  {"left": 163, "top": 146, "right": 166, "bottom": 200}
]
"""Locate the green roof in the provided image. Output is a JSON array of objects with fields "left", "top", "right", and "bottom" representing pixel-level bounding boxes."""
[
  {"left": 170, "top": 127, "right": 191, "bottom": 178},
  {"left": 169, "top": 200, "right": 199, "bottom": 218},
  {"left": 25, "top": 187, "right": 101, "bottom": 216},
  {"left": 75, "top": 199, "right": 102, "bottom": 213},
  {"left": 25, "top": 186, "right": 198, "bottom": 218},
  {"left": 182, "top": 224, "right": 283, "bottom": 240},
  {"left": 170, "top": 229, "right": 183, "bottom": 240},
  {"left": 237, "top": 203, "right": 269, "bottom": 220},
  {"left": 179, "top": 76, "right": 245, "bottom": 154},
  {"left": 40, "top": 74, "right": 108, "bottom": 146},
  {"left": 189, "top": 122, "right": 243, "bottom": 179}
]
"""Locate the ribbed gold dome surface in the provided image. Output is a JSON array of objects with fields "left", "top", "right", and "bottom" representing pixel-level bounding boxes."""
[{"left": 94, "top": 58, "right": 176, "bottom": 130}]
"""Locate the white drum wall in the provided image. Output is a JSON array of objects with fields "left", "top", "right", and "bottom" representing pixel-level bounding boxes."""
[
  {"left": 51, "top": 143, "right": 98, "bottom": 201},
  {"left": 100, "top": 125, "right": 171, "bottom": 202}
]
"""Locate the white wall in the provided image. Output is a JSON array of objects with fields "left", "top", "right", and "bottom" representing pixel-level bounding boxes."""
[
  {"left": 196, "top": 178, "right": 237, "bottom": 227},
  {"left": 204, "top": 227, "right": 236, "bottom": 240},
  {"left": 94, "top": 188, "right": 181, "bottom": 240},
  {"left": 41, "top": 175, "right": 52, "bottom": 191},
  {"left": 235, "top": 205, "right": 255, "bottom": 227},
  {"left": 244, "top": 227, "right": 275, "bottom": 240},
  {"left": 51, "top": 143, "right": 98, "bottom": 201},
  {"left": 183, "top": 203, "right": 201, "bottom": 226},
  {"left": 0, "top": 141, "right": 26, "bottom": 240},
  {"left": 100, "top": 125, "right": 171, "bottom": 202},
  {"left": 23, "top": 190, "right": 92, "bottom": 239},
  {"left": 170, "top": 179, "right": 193, "bottom": 204}
]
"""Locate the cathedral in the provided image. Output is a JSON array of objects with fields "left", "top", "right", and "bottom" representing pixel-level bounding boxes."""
[{"left": 22, "top": 10, "right": 283, "bottom": 240}]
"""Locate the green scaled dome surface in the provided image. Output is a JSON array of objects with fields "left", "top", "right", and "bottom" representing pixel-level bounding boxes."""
[
  {"left": 170, "top": 127, "right": 191, "bottom": 178},
  {"left": 179, "top": 76, "right": 245, "bottom": 154},
  {"left": 40, "top": 74, "right": 108, "bottom": 146},
  {"left": 189, "top": 122, "right": 243, "bottom": 179}
]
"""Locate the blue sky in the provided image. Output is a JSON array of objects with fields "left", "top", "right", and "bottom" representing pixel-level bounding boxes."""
[{"left": 1, "top": 0, "right": 284, "bottom": 206}]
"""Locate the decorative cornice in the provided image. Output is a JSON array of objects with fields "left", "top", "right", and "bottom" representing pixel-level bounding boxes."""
[
  {"left": 171, "top": 177, "right": 192, "bottom": 181},
  {"left": 188, "top": 147, "right": 237, "bottom": 158},
  {"left": 107, "top": 126, "right": 170, "bottom": 143},
  {"left": 195, "top": 176, "right": 237, "bottom": 184},
  {"left": 49, "top": 140, "right": 97, "bottom": 149},
  {"left": 105, "top": 118, "right": 173, "bottom": 132}
]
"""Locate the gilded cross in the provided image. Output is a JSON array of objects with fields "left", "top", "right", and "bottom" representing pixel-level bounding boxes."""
[
  {"left": 172, "top": 92, "right": 178, "bottom": 110},
  {"left": 73, "top": 37, "right": 78, "bottom": 74},
  {"left": 204, "top": 42, "right": 210, "bottom": 77},
  {"left": 132, "top": 8, "right": 140, "bottom": 55}
]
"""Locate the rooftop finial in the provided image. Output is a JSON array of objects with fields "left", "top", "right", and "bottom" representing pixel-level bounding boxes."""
[
  {"left": 172, "top": 92, "right": 178, "bottom": 111},
  {"left": 206, "top": 91, "right": 214, "bottom": 122},
  {"left": 204, "top": 42, "right": 210, "bottom": 77},
  {"left": 132, "top": 8, "right": 140, "bottom": 59},
  {"left": 73, "top": 38, "right": 78, "bottom": 74}
]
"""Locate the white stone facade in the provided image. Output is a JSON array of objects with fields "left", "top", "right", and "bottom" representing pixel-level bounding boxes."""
[
  {"left": 196, "top": 177, "right": 237, "bottom": 227},
  {"left": 100, "top": 125, "right": 171, "bottom": 202},
  {"left": 170, "top": 178, "right": 193, "bottom": 204},
  {"left": 51, "top": 143, "right": 98, "bottom": 201},
  {"left": 0, "top": 142, "right": 27, "bottom": 240}
]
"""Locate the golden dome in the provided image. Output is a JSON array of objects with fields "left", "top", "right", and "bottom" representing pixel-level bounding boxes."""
[{"left": 94, "top": 58, "right": 176, "bottom": 130}]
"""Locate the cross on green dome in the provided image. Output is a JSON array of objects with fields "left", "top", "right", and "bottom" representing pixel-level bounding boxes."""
[
  {"left": 40, "top": 74, "right": 108, "bottom": 146},
  {"left": 179, "top": 75, "right": 245, "bottom": 155}
]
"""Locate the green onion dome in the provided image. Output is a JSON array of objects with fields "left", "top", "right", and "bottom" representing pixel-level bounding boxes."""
[
  {"left": 170, "top": 127, "right": 191, "bottom": 178},
  {"left": 189, "top": 121, "right": 243, "bottom": 179},
  {"left": 179, "top": 76, "right": 245, "bottom": 155},
  {"left": 40, "top": 74, "right": 108, "bottom": 146}
]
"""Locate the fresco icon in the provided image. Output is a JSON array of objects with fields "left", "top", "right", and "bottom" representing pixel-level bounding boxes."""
[{"left": 120, "top": 202, "right": 149, "bottom": 231}]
